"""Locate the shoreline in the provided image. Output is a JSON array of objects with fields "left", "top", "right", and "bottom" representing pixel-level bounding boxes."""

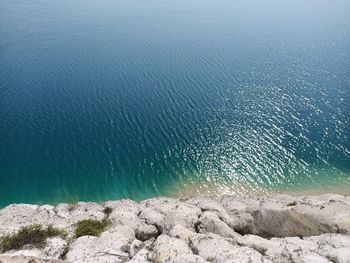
[
  {"left": 171, "top": 175, "right": 350, "bottom": 199},
  {"left": 0, "top": 193, "right": 350, "bottom": 263},
  {"left": 2, "top": 175, "right": 349, "bottom": 209}
]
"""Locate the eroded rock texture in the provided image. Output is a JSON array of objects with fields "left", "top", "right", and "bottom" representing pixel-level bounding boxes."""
[{"left": 0, "top": 194, "right": 349, "bottom": 263}]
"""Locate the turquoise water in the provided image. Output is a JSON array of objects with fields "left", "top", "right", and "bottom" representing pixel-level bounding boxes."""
[{"left": 1, "top": 0, "right": 349, "bottom": 207}]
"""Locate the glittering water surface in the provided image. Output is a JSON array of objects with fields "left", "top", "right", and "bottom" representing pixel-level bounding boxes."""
[{"left": 1, "top": 0, "right": 349, "bottom": 207}]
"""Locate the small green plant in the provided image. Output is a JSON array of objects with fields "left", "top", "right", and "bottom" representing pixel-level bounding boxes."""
[
  {"left": 103, "top": 206, "right": 113, "bottom": 217},
  {"left": 75, "top": 219, "right": 110, "bottom": 238},
  {"left": 287, "top": 201, "right": 297, "bottom": 207},
  {"left": 47, "top": 225, "right": 68, "bottom": 238},
  {"left": 0, "top": 224, "right": 67, "bottom": 252}
]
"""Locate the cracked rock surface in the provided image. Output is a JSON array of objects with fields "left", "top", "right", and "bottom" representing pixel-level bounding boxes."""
[{"left": 0, "top": 194, "right": 350, "bottom": 262}]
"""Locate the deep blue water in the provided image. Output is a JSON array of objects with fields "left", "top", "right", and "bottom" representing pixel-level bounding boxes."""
[{"left": 1, "top": 0, "right": 349, "bottom": 207}]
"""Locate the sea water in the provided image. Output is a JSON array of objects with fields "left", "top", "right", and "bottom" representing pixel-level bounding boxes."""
[{"left": 0, "top": 0, "right": 349, "bottom": 207}]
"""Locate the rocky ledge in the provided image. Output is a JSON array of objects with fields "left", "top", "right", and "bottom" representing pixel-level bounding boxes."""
[{"left": 0, "top": 194, "right": 350, "bottom": 263}]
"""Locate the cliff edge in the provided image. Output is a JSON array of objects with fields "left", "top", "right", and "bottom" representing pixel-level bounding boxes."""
[{"left": 0, "top": 194, "right": 349, "bottom": 263}]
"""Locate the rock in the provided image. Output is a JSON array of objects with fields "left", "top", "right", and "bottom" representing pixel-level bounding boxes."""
[
  {"left": 54, "top": 202, "right": 105, "bottom": 230},
  {"left": 104, "top": 200, "right": 141, "bottom": 215},
  {"left": 127, "top": 248, "right": 152, "bottom": 263},
  {"left": 166, "top": 254, "right": 209, "bottom": 263},
  {"left": 169, "top": 224, "right": 197, "bottom": 244},
  {"left": 3, "top": 249, "right": 46, "bottom": 259},
  {"left": 138, "top": 208, "right": 165, "bottom": 231},
  {"left": 150, "top": 234, "right": 191, "bottom": 263},
  {"left": 0, "top": 236, "right": 67, "bottom": 260},
  {"left": 237, "top": 234, "right": 278, "bottom": 255},
  {"left": 0, "top": 255, "right": 63, "bottom": 262},
  {"left": 129, "top": 239, "right": 143, "bottom": 258},
  {"left": 325, "top": 247, "right": 350, "bottom": 263},
  {"left": 1, "top": 194, "right": 350, "bottom": 263},
  {"left": 110, "top": 211, "right": 142, "bottom": 231},
  {"left": 305, "top": 233, "right": 350, "bottom": 263},
  {"left": 44, "top": 237, "right": 68, "bottom": 259},
  {"left": 305, "top": 233, "right": 350, "bottom": 248},
  {"left": 135, "top": 223, "right": 159, "bottom": 241},
  {"left": 0, "top": 204, "right": 42, "bottom": 235},
  {"left": 251, "top": 199, "right": 328, "bottom": 237},
  {"left": 294, "top": 195, "right": 350, "bottom": 233},
  {"left": 268, "top": 236, "right": 320, "bottom": 263},
  {"left": 65, "top": 227, "right": 133, "bottom": 263},
  {"left": 196, "top": 211, "right": 239, "bottom": 239},
  {"left": 186, "top": 198, "right": 227, "bottom": 214},
  {"left": 141, "top": 198, "right": 201, "bottom": 232},
  {"left": 217, "top": 194, "right": 350, "bottom": 237},
  {"left": 110, "top": 224, "right": 135, "bottom": 242},
  {"left": 238, "top": 234, "right": 349, "bottom": 263},
  {"left": 212, "top": 196, "right": 255, "bottom": 234},
  {"left": 298, "top": 254, "right": 331, "bottom": 263},
  {"left": 107, "top": 200, "right": 140, "bottom": 226},
  {"left": 189, "top": 233, "right": 270, "bottom": 263}
]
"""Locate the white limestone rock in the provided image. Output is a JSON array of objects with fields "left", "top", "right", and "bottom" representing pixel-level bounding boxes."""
[
  {"left": 0, "top": 204, "right": 44, "bottom": 235},
  {"left": 306, "top": 233, "right": 350, "bottom": 263},
  {"left": 169, "top": 224, "right": 197, "bottom": 244},
  {"left": 138, "top": 207, "right": 165, "bottom": 231},
  {"left": 104, "top": 199, "right": 141, "bottom": 215},
  {"left": 44, "top": 237, "right": 68, "bottom": 259},
  {"left": 196, "top": 211, "right": 240, "bottom": 239},
  {"left": 141, "top": 198, "right": 201, "bottom": 232},
  {"left": 65, "top": 226, "right": 134, "bottom": 263},
  {"left": 0, "top": 255, "right": 63, "bottom": 262},
  {"left": 166, "top": 254, "right": 209, "bottom": 263},
  {"left": 1, "top": 194, "right": 350, "bottom": 263},
  {"left": 298, "top": 254, "right": 331, "bottom": 263},
  {"left": 135, "top": 223, "right": 159, "bottom": 241},
  {"left": 189, "top": 233, "right": 270, "bottom": 263},
  {"left": 150, "top": 234, "right": 192, "bottom": 263},
  {"left": 217, "top": 194, "right": 350, "bottom": 237},
  {"left": 186, "top": 198, "right": 228, "bottom": 214},
  {"left": 53, "top": 202, "right": 105, "bottom": 231},
  {"left": 129, "top": 239, "right": 144, "bottom": 258},
  {"left": 127, "top": 248, "right": 152, "bottom": 263},
  {"left": 3, "top": 248, "right": 46, "bottom": 259}
]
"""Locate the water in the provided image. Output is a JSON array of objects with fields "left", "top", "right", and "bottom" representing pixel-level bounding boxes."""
[{"left": 1, "top": 0, "right": 349, "bottom": 207}]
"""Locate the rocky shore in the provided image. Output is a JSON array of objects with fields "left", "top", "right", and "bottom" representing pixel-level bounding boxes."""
[{"left": 0, "top": 194, "right": 349, "bottom": 263}]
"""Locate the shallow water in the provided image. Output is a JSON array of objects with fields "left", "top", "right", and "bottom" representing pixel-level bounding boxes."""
[{"left": 1, "top": 0, "right": 349, "bottom": 207}]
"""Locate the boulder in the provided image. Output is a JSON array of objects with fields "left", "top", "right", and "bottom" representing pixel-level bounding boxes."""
[
  {"left": 150, "top": 235, "right": 191, "bottom": 263},
  {"left": 44, "top": 237, "right": 68, "bottom": 259},
  {"left": 166, "top": 254, "right": 209, "bottom": 263},
  {"left": 141, "top": 198, "right": 201, "bottom": 232},
  {"left": 65, "top": 226, "right": 134, "bottom": 263},
  {"left": 196, "top": 211, "right": 240, "bottom": 239},
  {"left": 189, "top": 233, "right": 270, "bottom": 263},
  {"left": 169, "top": 224, "right": 197, "bottom": 244}
]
